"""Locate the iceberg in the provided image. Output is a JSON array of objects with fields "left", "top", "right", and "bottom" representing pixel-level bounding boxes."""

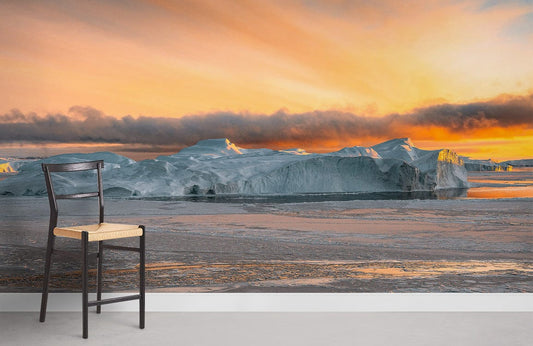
[
  {"left": 0, "top": 138, "right": 468, "bottom": 197},
  {"left": 462, "top": 157, "right": 513, "bottom": 171},
  {"left": 372, "top": 138, "right": 468, "bottom": 190},
  {"left": 0, "top": 162, "right": 17, "bottom": 173},
  {"left": 0, "top": 158, "right": 27, "bottom": 173},
  {"left": 502, "top": 159, "right": 533, "bottom": 167}
]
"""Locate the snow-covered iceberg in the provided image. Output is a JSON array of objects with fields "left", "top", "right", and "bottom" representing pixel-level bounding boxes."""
[
  {"left": 503, "top": 159, "right": 533, "bottom": 167},
  {"left": 0, "top": 138, "right": 468, "bottom": 197},
  {"left": 461, "top": 157, "right": 513, "bottom": 171},
  {"left": 0, "top": 161, "right": 17, "bottom": 173},
  {"left": 0, "top": 158, "right": 26, "bottom": 173}
]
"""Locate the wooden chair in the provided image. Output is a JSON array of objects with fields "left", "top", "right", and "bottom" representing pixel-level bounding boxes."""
[{"left": 39, "top": 160, "right": 145, "bottom": 338}]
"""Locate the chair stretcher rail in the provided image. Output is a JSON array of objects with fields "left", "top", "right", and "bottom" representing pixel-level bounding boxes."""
[
  {"left": 102, "top": 244, "right": 141, "bottom": 252},
  {"left": 87, "top": 294, "right": 141, "bottom": 307}
]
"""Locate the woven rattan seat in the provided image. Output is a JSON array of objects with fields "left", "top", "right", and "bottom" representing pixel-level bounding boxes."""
[{"left": 54, "top": 223, "right": 144, "bottom": 241}]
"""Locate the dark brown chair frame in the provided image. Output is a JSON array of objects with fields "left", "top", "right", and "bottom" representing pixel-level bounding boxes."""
[{"left": 39, "top": 160, "right": 145, "bottom": 338}]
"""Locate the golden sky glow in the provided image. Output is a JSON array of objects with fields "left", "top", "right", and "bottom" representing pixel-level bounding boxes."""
[{"left": 0, "top": 0, "right": 532, "bottom": 160}]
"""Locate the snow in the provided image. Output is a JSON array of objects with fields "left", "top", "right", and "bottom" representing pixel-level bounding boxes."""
[
  {"left": 373, "top": 137, "right": 426, "bottom": 162},
  {"left": 330, "top": 146, "right": 380, "bottom": 158},
  {"left": 0, "top": 138, "right": 469, "bottom": 197},
  {"left": 174, "top": 138, "right": 246, "bottom": 157}
]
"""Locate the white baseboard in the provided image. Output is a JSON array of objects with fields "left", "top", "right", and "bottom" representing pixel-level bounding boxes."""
[{"left": 1, "top": 293, "right": 532, "bottom": 312}]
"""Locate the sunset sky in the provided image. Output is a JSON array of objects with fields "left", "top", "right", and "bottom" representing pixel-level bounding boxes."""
[{"left": 1, "top": 0, "right": 532, "bottom": 160}]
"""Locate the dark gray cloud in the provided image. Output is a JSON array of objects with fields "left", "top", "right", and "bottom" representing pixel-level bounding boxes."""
[
  {"left": 399, "top": 93, "right": 533, "bottom": 131},
  {"left": 1, "top": 94, "right": 532, "bottom": 148}
]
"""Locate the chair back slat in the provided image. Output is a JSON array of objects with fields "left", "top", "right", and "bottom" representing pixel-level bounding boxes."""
[
  {"left": 42, "top": 160, "right": 105, "bottom": 231},
  {"left": 43, "top": 161, "right": 103, "bottom": 173}
]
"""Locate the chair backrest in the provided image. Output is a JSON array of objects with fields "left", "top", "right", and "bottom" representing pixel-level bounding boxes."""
[{"left": 42, "top": 160, "right": 105, "bottom": 232}]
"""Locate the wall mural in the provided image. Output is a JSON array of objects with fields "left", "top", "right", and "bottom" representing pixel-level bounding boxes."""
[{"left": 1, "top": 0, "right": 532, "bottom": 293}]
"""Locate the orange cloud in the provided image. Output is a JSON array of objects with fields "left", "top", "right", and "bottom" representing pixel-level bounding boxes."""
[{"left": 0, "top": 0, "right": 532, "bottom": 117}]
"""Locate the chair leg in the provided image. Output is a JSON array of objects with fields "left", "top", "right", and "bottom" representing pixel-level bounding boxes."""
[
  {"left": 82, "top": 231, "right": 89, "bottom": 339},
  {"left": 39, "top": 234, "right": 55, "bottom": 323},
  {"left": 96, "top": 240, "right": 103, "bottom": 314},
  {"left": 139, "top": 226, "right": 145, "bottom": 329}
]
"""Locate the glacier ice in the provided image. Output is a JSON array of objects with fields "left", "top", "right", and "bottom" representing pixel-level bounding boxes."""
[{"left": 0, "top": 138, "right": 468, "bottom": 197}]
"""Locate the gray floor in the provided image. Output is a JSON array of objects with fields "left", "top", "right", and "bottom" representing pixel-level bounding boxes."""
[{"left": 1, "top": 312, "right": 532, "bottom": 346}]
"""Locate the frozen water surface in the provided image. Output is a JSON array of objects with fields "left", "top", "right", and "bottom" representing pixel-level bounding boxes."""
[{"left": 1, "top": 195, "right": 531, "bottom": 293}]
